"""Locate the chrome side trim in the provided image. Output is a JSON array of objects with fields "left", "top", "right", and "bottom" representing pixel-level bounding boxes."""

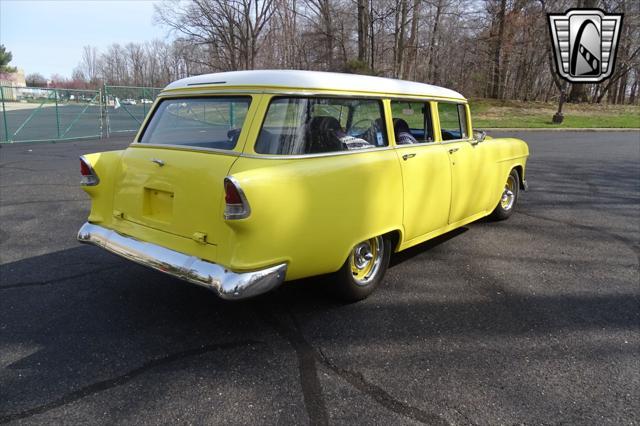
[
  {"left": 131, "top": 143, "right": 243, "bottom": 157},
  {"left": 77, "top": 222, "right": 286, "bottom": 300},
  {"left": 240, "top": 146, "right": 393, "bottom": 160}
]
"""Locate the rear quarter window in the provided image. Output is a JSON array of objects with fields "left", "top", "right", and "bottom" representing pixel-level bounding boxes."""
[{"left": 139, "top": 97, "right": 251, "bottom": 150}]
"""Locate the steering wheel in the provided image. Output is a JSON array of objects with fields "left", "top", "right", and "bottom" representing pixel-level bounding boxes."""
[{"left": 350, "top": 118, "right": 377, "bottom": 135}]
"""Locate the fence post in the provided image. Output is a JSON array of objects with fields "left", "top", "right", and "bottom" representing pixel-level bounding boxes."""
[
  {"left": 98, "top": 88, "right": 103, "bottom": 139},
  {"left": 0, "top": 87, "right": 9, "bottom": 143},
  {"left": 142, "top": 87, "right": 146, "bottom": 118},
  {"left": 54, "top": 89, "right": 61, "bottom": 139},
  {"left": 103, "top": 83, "right": 110, "bottom": 138}
]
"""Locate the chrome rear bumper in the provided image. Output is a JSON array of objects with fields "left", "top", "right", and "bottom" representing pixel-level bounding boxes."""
[{"left": 77, "top": 222, "right": 287, "bottom": 300}]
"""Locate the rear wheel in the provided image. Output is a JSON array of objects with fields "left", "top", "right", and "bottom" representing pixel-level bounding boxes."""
[
  {"left": 491, "top": 169, "right": 520, "bottom": 220},
  {"left": 333, "top": 235, "right": 391, "bottom": 302}
]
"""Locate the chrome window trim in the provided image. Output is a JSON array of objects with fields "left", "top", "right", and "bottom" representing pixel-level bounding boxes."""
[
  {"left": 135, "top": 95, "right": 253, "bottom": 145},
  {"left": 241, "top": 146, "right": 394, "bottom": 160},
  {"left": 253, "top": 95, "right": 390, "bottom": 157},
  {"left": 440, "top": 138, "right": 474, "bottom": 145},
  {"left": 436, "top": 100, "right": 470, "bottom": 142},
  {"left": 394, "top": 142, "right": 438, "bottom": 150},
  {"left": 130, "top": 143, "right": 243, "bottom": 157},
  {"left": 131, "top": 142, "right": 394, "bottom": 160}
]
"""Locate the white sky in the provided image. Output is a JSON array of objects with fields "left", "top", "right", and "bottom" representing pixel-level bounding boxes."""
[{"left": 0, "top": 0, "right": 166, "bottom": 78}]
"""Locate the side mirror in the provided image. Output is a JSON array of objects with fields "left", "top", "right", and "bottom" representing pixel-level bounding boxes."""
[{"left": 472, "top": 130, "right": 486, "bottom": 144}]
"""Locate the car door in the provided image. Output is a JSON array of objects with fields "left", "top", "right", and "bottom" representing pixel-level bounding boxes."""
[
  {"left": 438, "top": 102, "right": 491, "bottom": 224},
  {"left": 393, "top": 100, "right": 451, "bottom": 242}
]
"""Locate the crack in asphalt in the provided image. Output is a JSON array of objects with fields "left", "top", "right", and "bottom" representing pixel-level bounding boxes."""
[
  {"left": 0, "top": 340, "right": 263, "bottom": 424},
  {"left": 255, "top": 306, "right": 329, "bottom": 426},
  {"left": 315, "top": 346, "right": 451, "bottom": 426},
  {"left": 256, "top": 304, "right": 450, "bottom": 425},
  {"left": 0, "top": 265, "right": 120, "bottom": 290}
]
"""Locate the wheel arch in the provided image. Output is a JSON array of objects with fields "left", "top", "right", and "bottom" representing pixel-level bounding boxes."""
[{"left": 513, "top": 164, "right": 526, "bottom": 190}]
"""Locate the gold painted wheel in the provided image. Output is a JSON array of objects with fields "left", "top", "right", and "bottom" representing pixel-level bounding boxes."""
[{"left": 349, "top": 236, "right": 384, "bottom": 286}]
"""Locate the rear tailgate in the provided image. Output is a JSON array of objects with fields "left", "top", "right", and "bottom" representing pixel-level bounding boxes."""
[{"left": 112, "top": 146, "right": 237, "bottom": 246}]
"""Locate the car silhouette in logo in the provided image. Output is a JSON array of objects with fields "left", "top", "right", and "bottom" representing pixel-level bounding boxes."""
[{"left": 548, "top": 9, "right": 623, "bottom": 83}]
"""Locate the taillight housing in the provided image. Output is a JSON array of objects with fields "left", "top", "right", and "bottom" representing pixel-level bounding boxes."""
[
  {"left": 224, "top": 176, "right": 250, "bottom": 220},
  {"left": 80, "top": 156, "right": 99, "bottom": 186}
]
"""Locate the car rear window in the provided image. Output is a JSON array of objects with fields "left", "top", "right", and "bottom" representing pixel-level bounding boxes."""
[
  {"left": 139, "top": 97, "right": 251, "bottom": 150},
  {"left": 255, "top": 97, "right": 387, "bottom": 155}
]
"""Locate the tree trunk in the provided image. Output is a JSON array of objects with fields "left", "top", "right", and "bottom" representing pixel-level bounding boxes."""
[
  {"left": 402, "top": 0, "right": 420, "bottom": 80},
  {"left": 357, "top": 0, "right": 369, "bottom": 63},
  {"left": 427, "top": 0, "right": 442, "bottom": 83},
  {"left": 490, "top": 0, "right": 507, "bottom": 99}
]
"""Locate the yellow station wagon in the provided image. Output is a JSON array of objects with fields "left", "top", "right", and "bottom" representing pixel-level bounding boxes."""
[{"left": 78, "top": 70, "right": 529, "bottom": 301}]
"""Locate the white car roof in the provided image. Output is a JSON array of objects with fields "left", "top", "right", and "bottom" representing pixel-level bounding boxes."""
[{"left": 164, "top": 70, "right": 465, "bottom": 100}]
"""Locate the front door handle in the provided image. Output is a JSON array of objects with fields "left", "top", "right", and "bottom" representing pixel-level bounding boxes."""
[
  {"left": 448, "top": 148, "right": 459, "bottom": 154},
  {"left": 402, "top": 153, "right": 416, "bottom": 161}
]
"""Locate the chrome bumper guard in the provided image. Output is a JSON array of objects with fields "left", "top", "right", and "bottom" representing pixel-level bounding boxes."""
[{"left": 77, "top": 222, "right": 287, "bottom": 300}]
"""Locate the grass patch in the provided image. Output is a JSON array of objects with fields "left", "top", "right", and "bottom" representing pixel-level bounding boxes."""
[{"left": 469, "top": 98, "right": 640, "bottom": 128}]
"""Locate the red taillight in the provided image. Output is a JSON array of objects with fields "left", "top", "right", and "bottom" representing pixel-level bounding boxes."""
[
  {"left": 80, "top": 159, "right": 91, "bottom": 176},
  {"left": 224, "top": 179, "right": 243, "bottom": 204},
  {"left": 80, "top": 156, "right": 99, "bottom": 186},
  {"left": 224, "top": 177, "right": 250, "bottom": 219}
]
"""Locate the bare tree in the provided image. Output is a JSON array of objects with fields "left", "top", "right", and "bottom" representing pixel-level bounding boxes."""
[{"left": 68, "top": 0, "right": 638, "bottom": 106}]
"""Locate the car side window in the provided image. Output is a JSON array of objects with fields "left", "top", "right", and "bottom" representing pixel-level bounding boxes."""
[
  {"left": 256, "top": 97, "right": 388, "bottom": 155},
  {"left": 438, "top": 102, "right": 468, "bottom": 141},
  {"left": 390, "top": 101, "right": 434, "bottom": 144}
]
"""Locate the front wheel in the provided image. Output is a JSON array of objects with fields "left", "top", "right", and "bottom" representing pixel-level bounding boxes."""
[
  {"left": 491, "top": 169, "right": 520, "bottom": 220},
  {"left": 333, "top": 236, "right": 391, "bottom": 302}
]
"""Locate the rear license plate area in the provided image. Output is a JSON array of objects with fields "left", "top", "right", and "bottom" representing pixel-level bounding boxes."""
[{"left": 143, "top": 188, "right": 174, "bottom": 223}]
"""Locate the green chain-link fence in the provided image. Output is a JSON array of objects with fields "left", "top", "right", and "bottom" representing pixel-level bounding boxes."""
[
  {"left": 0, "top": 84, "right": 163, "bottom": 143},
  {"left": 1, "top": 86, "right": 102, "bottom": 143},
  {"left": 103, "top": 85, "right": 162, "bottom": 136}
]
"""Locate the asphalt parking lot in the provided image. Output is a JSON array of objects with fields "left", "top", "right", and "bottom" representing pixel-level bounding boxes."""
[{"left": 0, "top": 130, "right": 638, "bottom": 425}]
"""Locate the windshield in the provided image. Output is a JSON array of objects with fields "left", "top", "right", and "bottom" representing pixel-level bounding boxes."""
[
  {"left": 255, "top": 97, "right": 387, "bottom": 155},
  {"left": 139, "top": 97, "right": 251, "bottom": 150}
]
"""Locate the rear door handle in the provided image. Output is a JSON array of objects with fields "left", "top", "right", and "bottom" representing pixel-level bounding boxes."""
[
  {"left": 448, "top": 148, "right": 459, "bottom": 154},
  {"left": 402, "top": 153, "right": 416, "bottom": 160}
]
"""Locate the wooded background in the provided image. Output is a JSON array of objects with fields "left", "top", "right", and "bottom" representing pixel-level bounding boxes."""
[{"left": 28, "top": 0, "right": 640, "bottom": 104}]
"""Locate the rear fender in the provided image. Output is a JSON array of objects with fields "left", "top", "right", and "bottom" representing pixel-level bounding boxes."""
[{"left": 81, "top": 150, "right": 124, "bottom": 224}]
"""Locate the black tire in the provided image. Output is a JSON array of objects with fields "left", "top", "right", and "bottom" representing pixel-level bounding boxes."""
[
  {"left": 333, "top": 236, "right": 391, "bottom": 302},
  {"left": 491, "top": 168, "right": 520, "bottom": 220}
]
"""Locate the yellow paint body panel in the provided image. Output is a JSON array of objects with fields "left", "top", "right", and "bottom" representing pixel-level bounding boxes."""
[{"left": 81, "top": 85, "right": 529, "bottom": 282}]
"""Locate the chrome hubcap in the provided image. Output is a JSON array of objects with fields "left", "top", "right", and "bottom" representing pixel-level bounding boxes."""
[
  {"left": 354, "top": 243, "right": 374, "bottom": 269},
  {"left": 500, "top": 175, "right": 516, "bottom": 210},
  {"left": 350, "top": 236, "right": 384, "bottom": 286}
]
